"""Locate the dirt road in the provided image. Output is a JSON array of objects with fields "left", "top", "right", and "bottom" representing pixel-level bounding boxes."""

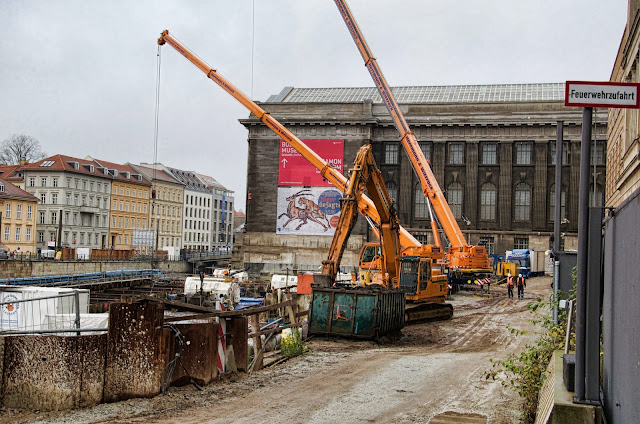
[{"left": 8, "top": 276, "right": 551, "bottom": 424}]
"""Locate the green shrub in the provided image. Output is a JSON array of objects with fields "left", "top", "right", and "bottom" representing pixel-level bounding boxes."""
[
  {"left": 486, "top": 284, "right": 576, "bottom": 423},
  {"left": 280, "top": 328, "right": 305, "bottom": 358}
]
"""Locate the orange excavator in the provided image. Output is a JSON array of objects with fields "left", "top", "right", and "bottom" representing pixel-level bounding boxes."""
[
  {"left": 158, "top": 31, "right": 452, "bottom": 320},
  {"left": 333, "top": 0, "right": 492, "bottom": 287}
]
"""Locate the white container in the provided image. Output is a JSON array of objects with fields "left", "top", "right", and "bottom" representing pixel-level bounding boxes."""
[
  {"left": 0, "top": 286, "right": 90, "bottom": 332},
  {"left": 184, "top": 276, "right": 240, "bottom": 304}
]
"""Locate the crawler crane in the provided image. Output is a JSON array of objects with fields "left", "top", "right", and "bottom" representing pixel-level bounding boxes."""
[
  {"left": 157, "top": 31, "right": 451, "bottom": 319},
  {"left": 334, "top": 0, "right": 492, "bottom": 286}
]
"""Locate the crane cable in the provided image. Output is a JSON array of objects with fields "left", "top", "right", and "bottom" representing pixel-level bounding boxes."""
[{"left": 153, "top": 45, "right": 161, "bottom": 177}]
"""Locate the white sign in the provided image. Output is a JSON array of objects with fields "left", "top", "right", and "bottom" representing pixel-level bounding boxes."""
[
  {"left": 276, "top": 187, "right": 343, "bottom": 236},
  {"left": 565, "top": 81, "right": 640, "bottom": 108},
  {"left": 1, "top": 293, "right": 21, "bottom": 330}
]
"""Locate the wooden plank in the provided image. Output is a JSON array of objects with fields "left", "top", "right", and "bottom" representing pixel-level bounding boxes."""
[
  {"left": 163, "top": 300, "right": 295, "bottom": 322},
  {"left": 249, "top": 314, "right": 263, "bottom": 372},
  {"left": 249, "top": 322, "right": 302, "bottom": 337},
  {"left": 228, "top": 317, "right": 248, "bottom": 372}
]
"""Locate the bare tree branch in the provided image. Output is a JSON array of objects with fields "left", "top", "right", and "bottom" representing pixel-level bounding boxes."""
[{"left": 0, "top": 134, "right": 47, "bottom": 164}]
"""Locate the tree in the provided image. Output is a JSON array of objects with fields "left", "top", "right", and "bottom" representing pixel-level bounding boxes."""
[{"left": 0, "top": 134, "right": 47, "bottom": 165}]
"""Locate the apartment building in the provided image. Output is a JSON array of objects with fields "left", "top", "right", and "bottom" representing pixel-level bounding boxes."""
[
  {"left": 131, "top": 164, "right": 184, "bottom": 249},
  {"left": 196, "top": 173, "right": 234, "bottom": 250},
  {"left": 0, "top": 177, "right": 38, "bottom": 254},
  {"left": 19, "top": 155, "right": 112, "bottom": 250},
  {"left": 89, "top": 158, "right": 151, "bottom": 250}
]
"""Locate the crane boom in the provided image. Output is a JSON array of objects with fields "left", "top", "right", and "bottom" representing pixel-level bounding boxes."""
[
  {"left": 334, "top": 0, "right": 466, "bottom": 249},
  {"left": 157, "top": 30, "right": 420, "bottom": 249}
]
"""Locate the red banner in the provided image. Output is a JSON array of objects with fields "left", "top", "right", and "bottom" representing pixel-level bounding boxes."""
[{"left": 278, "top": 139, "right": 344, "bottom": 186}]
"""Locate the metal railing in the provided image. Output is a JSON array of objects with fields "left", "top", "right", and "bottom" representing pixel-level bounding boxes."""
[{"left": 0, "top": 290, "right": 105, "bottom": 335}]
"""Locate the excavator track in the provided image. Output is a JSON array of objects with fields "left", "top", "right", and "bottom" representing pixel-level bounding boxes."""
[{"left": 405, "top": 302, "right": 454, "bottom": 324}]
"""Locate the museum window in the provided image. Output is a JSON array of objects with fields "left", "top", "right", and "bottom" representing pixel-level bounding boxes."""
[
  {"left": 549, "top": 184, "right": 566, "bottom": 222},
  {"left": 478, "top": 237, "right": 495, "bottom": 255},
  {"left": 448, "top": 143, "right": 464, "bottom": 165},
  {"left": 414, "top": 185, "right": 428, "bottom": 219},
  {"left": 481, "top": 143, "right": 497, "bottom": 165},
  {"left": 550, "top": 141, "right": 570, "bottom": 165},
  {"left": 590, "top": 184, "right": 604, "bottom": 207},
  {"left": 515, "top": 142, "right": 532, "bottom": 165},
  {"left": 386, "top": 181, "right": 398, "bottom": 203},
  {"left": 419, "top": 142, "right": 432, "bottom": 162},
  {"left": 514, "top": 237, "right": 529, "bottom": 249},
  {"left": 590, "top": 140, "right": 606, "bottom": 166},
  {"left": 479, "top": 183, "right": 497, "bottom": 221},
  {"left": 384, "top": 143, "right": 399, "bottom": 164},
  {"left": 514, "top": 182, "right": 531, "bottom": 221},
  {"left": 446, "top": 182, "right": 463, "bottom": 219}
]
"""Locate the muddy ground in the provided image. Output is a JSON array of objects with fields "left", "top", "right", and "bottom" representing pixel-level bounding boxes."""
[{"left": 4, "top": 276, "right": 551, "bottom": 424}]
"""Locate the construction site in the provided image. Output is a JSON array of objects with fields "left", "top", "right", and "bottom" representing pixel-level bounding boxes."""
[{"left": 1, "top": 1, "right": 639, "bottom": 424}]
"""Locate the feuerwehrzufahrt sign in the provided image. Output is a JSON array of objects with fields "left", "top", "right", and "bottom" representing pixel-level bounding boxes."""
[{"left": 565, "top": 81, "right": 640, "bottom": 108}]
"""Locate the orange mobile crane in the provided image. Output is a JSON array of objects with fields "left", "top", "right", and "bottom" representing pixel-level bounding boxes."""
[
  {"left": 157, "top": 31, "right": 451, "bottom": 318},
  {"left": 334, "top": 0, "right": 492, "bottom": 286}
]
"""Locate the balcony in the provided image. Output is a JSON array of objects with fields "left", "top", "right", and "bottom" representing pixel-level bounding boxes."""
[{"left": 79, "top": 204, "right": 100, "bottom": 214}]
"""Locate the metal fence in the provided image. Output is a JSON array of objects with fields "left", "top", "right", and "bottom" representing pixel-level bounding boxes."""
[{"left": 0, "top": 290, "right": 106, "bottom": 335}]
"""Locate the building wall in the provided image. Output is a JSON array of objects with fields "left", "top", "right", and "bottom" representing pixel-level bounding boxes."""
[
  {"left": 241, "top": 96, "right": 605, "bottom": 271},
  {"left": 607, "top": 3, "right": 640, "bottom": 208},
  {"left": 182, "top": 189, "right": 212, "bottom": 251},
  {"left": 109, "top": 181, "right": 150, "bottom": 249},
  {"left": 149, "top": 181, "right": 183, "bottom": 249},
  {"left": 24, "top": 171, "right": 111, "bottom": 250},
  {"left": 0, "top": 196, "right": 38, "bottom": 254},
  {"left": 211, "top": 192, "right": 234, "bottom": 250}
]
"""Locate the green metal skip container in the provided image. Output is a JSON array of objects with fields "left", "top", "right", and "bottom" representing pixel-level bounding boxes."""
[{"left": 309, "top": 286, "right": 405, "bottom": 340}]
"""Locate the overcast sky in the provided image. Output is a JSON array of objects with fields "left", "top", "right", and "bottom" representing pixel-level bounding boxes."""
[{"left": 0, "top": 1, "right": 628, "bottom": 211}]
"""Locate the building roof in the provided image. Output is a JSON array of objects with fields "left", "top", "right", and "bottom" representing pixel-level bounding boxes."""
[
  {"left": 0, "top": 177, "right": 38, "bottom": 202},
  {"left": 131, "top": 164, "right": 183, "bottom": 186},
  {"left": 196, "top": 173, "right": 230, "bottom": 192},
  {"left": 165, "top": 167, "right": 210, "bottom": 194},
  {"left": 266, "top": 83, "right": 565, "bottom": 104},
  {"left": 88, "top": 157, "right": 151, "bottom": 186},
  {"left": 0, "top": 165, "right": 24, "bottom": 182},
  {"left": 20, "top": 154, "right": 113, "bottom": 179},
  {"left": 234, "top": 210, "right": 245, "bottom": 218}
]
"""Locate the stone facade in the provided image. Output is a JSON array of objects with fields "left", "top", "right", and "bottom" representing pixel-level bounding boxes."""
[
  {"left": 607, "top": 0, "right": 640, "bottom": 208},
  {"left": 240, "top": 85, "right": 607, "bottom": 274}
]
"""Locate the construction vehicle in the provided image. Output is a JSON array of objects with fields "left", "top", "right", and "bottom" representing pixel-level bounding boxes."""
[
  {"left": 505, "top": 249, "right": 545, "bottom": 278},
  {"left": 334, "top": 0, "right": 492, "bottom": 287},
  {"left": 157, "top": 31, "right": 452, "bottom": 321}
]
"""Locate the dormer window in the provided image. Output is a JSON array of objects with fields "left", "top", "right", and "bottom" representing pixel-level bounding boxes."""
[
  {"left": 123, "top": 171, "right": 130, "bottom": 179},
  {"left": 67, "top": 161, "right": 80, "bottom": 169},
  {"left": 0, "top": 183, "right": 4, "bottom": 192}
]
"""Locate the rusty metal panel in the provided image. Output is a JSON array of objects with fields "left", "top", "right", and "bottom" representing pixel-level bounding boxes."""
[
  {"left": 1, "top": 334, "right": 106, "bottom": 411},
  {"left": 228, "top": 316, "right": 248, "bottom": 372},
  {"left": 309, "top": 287, "right": 405, "bottom": 340},
  {"left": 168, "top": 322, "right": 218, "bottom": 387},
  {"left": 104, "top": 302, "right": 165, "bottom": 402},
  {"left": 78, "top": 334, "right": 107, "bottom": 407}
]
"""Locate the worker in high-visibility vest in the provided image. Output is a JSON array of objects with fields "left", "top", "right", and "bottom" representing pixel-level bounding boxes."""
[
  {"left": 506, "top": 273, "right": 514, "bottom": 298},
  {"left": 517, "top": 274, "right": 526, "bottom": 298}
]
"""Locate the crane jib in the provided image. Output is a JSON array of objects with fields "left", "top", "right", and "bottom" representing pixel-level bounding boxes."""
[
  {"left": 208, "top": 72, "right": 235, "bottom": 95},
  {"left": 404, "top": 135, "right": 434, "bottom": 191}
]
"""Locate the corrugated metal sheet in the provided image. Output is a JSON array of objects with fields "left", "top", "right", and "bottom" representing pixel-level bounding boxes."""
[{"left": 309, "top": 287, "right": 404, "bottom": 340}]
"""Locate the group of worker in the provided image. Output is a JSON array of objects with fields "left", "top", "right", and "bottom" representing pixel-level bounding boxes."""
[{"left": 506, "top": 273, "right": 526, "bottom": 299}]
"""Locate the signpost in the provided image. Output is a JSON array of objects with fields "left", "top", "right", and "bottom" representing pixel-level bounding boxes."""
[
  {"left": 565, "top": 80, "right": 640, "bottom": 405},
  {"left": 565, "top": 81, "right": 640, "bottom": 108}
]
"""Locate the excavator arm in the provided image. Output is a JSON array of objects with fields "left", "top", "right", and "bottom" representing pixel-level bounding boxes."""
[
  {"left": 322, "top": 144, "right": 401, "bottom": 286},
  {"left": 157, "top": 30, "right": 420, "bottom": 250}
]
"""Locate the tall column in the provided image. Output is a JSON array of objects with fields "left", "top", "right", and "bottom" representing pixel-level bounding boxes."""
[
  {"left": 532, "top": 140, "right": 548, "bottom": 230},
  {"left": 465, "top": 141, "right": 479, "bottom": 225},
  {"left": 499, "top": 141, "right": 513, "bottom": 228}
]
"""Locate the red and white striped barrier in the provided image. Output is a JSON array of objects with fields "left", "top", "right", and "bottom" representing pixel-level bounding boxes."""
[{"left": 215, "top": 301, "right": 226, "bottom": 374}]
